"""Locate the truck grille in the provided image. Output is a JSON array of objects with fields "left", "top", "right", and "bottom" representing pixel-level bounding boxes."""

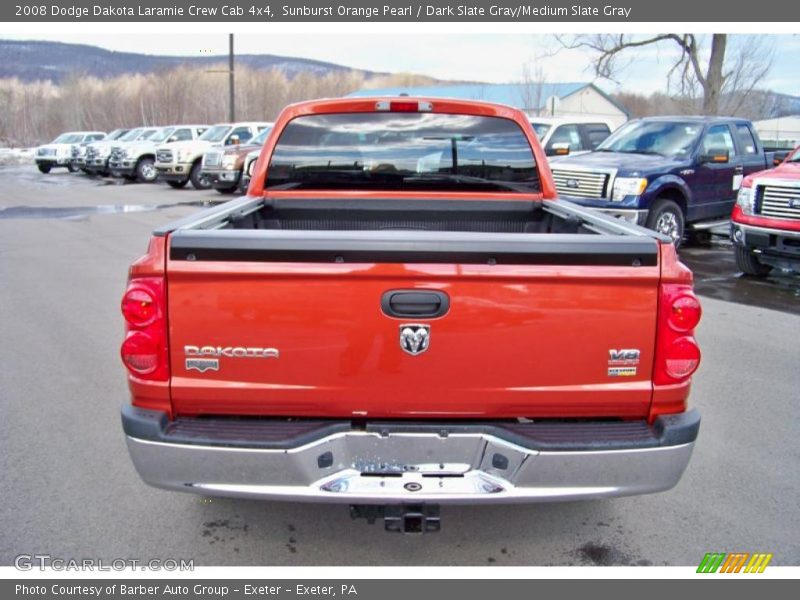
[
  {"left": 757, "top": 183, "right": 800, "bottom": 220},
  {"left": 551, "top": 168, "right": 609, "bottom": 200},
  {"left": 85, "top": 147, "right": 98, "bottom": 160},
  {"left": 156, "top": 149, "right": 173, "bottom": 163},
  {"left": 110, "top": 147, "right": 124, "bottom": 162},
  {"left": 204, "top": 151, "right": 221, "bottom": 168},
  {"left": 70, "top": 146, "right": 80, "bottom": 159}
]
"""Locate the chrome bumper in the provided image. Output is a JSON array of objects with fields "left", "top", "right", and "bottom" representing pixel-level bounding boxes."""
[{"left": 124, "top": 410, "right": 698, "bottom": 504}]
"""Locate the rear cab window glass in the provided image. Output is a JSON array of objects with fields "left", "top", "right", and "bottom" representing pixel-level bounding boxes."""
[{"left": 266, "top": 112, "right": 540, "bottom": 193}]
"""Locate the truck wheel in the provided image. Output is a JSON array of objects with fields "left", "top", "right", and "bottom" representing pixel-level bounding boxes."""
[
  {"left": 37, "top": 163, "right": 51, "bottom": 174},
  {"left": 135, "top": 158, "right": 158, "bottom": 183},
  {"left": 686, "top": 230, "right": 713, "bottom": 246},
  {"left": 190, "top": 163, "right": 211, "bottom": 190},
  {"left": 67, "top": 163, "right": 79, "bottom": 173},
  {"left": 215, "top": 185, "right": 238, "bottom": 195},
  {"left": 734, "top": 245, "right": 772, "bottom": 277},
  {"left": 167, "top": 180, "right": 188, "bottom": 189},
  {"left": 646, "top": 199, "right": 685, "bottom": 247}
]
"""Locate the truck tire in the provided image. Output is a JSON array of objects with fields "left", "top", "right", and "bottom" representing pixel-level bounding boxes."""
[
  {"left": 37, "top": 163, "right": 51, "bottom": 174},
  {"left": 190, "top": 162, "right": 211, "bottom": 190},
  {"left": 734, "top": 245, "right": 772, "bottom": 277},
  {"left": 646, "top": 199, "right": 685, "bottom": 247},
  {"left": 167, "top": 180, "right": 188, "bottom": 189},
  {"left": 135, "top": 157, "right": 158, "bottom": 183},
  {"left": 67, "top": 163, "right": 79, "bottom": 173}
]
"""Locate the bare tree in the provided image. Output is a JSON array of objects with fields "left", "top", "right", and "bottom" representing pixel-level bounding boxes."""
[
  {"left": 518, "top": 63, "right": 548, "bottom": 117},
  {"left": 555, "top": 34, "right": 773, "bottom": 116}
]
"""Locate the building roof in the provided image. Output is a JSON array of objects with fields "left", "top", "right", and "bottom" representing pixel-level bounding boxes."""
[{"left": 348, "top": 82, "right": 629, "bottom": 116}]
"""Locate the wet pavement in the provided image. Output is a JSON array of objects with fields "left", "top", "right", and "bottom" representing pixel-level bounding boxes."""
[{"left": 680, "top": 236, "right": 800, "bottom": 316}]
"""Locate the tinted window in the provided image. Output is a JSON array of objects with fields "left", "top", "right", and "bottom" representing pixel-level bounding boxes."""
[
  {"left": 267, "top": 112, "right": 539, "bottom": 193},
  {"left": 735, "top": 124, "right": 758, "bottom": 155},
  {"left": 703, "top": 124, "right": 736, "bottom": 156},
  {"left": 585, "top": 124, "right": 611, "bottom": 150},
  {"left": 87, "top": 134, "right": 105, "bottom": 141}
]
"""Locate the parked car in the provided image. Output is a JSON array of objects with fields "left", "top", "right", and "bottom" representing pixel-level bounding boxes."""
[
  {"left": 71, "top": 128, "right": 129, "bottom": 173},
  {"left": 35, "top": 131, "right": 106, "bottom": 173},
  {"left": 529, "top": 116, "right": 615, "bottom": 157},
  {"left": 202, "top": 125, "right": 273, "bottom": 194},
  {"left": 120, "top": 97, "right": 702, "bottom": 533},
  {"left": 109, "top": 125, "right": 208, "bottom": 183},
  {"left": 155, "top": 122, "right": 271, "bottom": 190},
  {"left": 550, "top": 117, "right": 780, "bottom": 245},
  {"left": 731, "top": 145, "right": 800, "bottom": 275},
  {"left": 85, "top": 127, "right": 159, "bottom": 176}
]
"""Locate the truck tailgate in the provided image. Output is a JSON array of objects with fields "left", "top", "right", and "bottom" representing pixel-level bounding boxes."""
[{"left": 166, "top": 229, "right": 660, "bottom": 419}]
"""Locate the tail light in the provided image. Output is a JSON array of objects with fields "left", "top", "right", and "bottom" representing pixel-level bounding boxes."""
[
  {"left": 654, "top": 283, "right": 702, "bottom": 385},
  {"left": 121, "top": 276, "right": 169, "bottom": 381}
]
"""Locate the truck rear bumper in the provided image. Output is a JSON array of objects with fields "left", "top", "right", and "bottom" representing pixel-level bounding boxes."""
[{"left": 122, "top": 406, "right": 699, "bottom": 504}]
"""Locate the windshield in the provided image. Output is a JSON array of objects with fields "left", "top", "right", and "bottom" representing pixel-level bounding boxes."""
[
  {"left": 788, "top": 148, "right": 800, "bottom": 162},
  {"left": 107, "top": 129, "right": 128, "bottom": 141},
  {"left": 250, "top": 127, "right": 273, "bottom": 146},
  {"left": 149, "top": 128, "right": 175, "bottom": 143},
  {"left": 136, "top": 129, "right": 158, "bottom": 141},
  {"left": 597, "top": 120, "right": 702, "bottom": 157},
  {"left": 120, "top": 128, "right": 143, "bottom": 142},
  {"left": 530, "top": 122, "right": 551, "bottom": 140},
  {"left": 53, "top": 133, "right": 83, "bottom": 144},
  {"left": 199, "top": 125, "right": 231, "bottom": 142},
  {"left": 266, "top": 112, "right": 539, "bottom": 193}
]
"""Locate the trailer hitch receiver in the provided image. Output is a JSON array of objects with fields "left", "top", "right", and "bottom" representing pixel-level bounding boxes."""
[{"left": 349, "top": 504, "right": 441, "bottom": 534}]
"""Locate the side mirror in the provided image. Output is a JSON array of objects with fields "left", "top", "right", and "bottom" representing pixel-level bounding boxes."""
[
  {"left": 700, "top": 149, "right": 729, "bottom": 164},
  {"left": 228, "top": 135, "right": 240, "bottom": 146},
  {"left": 168, "top": 136, "right": 178, "bottom": 143},
  {"left": 549, "top": 143, "right": 571, "bottom": 157},
  {"left": 773, "top": 152, "right": 788, "bottom": 166}
]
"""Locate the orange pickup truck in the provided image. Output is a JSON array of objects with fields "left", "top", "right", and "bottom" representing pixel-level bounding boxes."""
[{"left": 119, "top": 98, "right": 702, "bottom": 533}]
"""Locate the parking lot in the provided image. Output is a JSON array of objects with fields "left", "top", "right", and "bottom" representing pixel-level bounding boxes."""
[{"left": 1, "top": 165, "right": 798, "bottom": 567}]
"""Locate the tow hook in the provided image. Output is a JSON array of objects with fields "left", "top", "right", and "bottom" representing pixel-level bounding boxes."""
[{"left": 349, "top": 504, "right": 441, "bottom": 534}]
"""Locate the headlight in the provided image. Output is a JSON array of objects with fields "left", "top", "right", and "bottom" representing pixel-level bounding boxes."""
[
  {"left": 736, "top": 186, "right": 754, "bottom": 215},
  {"left": 222, "top": 155, "right": 238, "bottom": 169},
  {"left": 96, "top": 146, "right": 111, "bottom": 157},
  {"left": 611, "top": 177, "right": 648, "bottom": 201},
  {"left": 177, "top": 150, "right": 194, "bottom": 163}
]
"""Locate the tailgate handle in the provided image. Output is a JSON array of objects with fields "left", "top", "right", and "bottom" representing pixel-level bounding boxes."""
[{"left": 382, "top": 290, "right": 450, "bottom": 318}]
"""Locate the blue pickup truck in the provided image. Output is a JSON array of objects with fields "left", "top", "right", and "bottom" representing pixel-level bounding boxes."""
[{"left": 549, "top": 117, "right": 779, "bottom": 245}]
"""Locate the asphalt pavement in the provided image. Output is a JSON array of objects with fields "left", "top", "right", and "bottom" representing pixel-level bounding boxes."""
[{"left": 1, "top": 166, "right": 798, "bottom": 566}]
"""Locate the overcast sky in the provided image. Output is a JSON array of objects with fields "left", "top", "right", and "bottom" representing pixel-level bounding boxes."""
[{"left": 2, "top": 33, "right": 798, "bottom": 95}]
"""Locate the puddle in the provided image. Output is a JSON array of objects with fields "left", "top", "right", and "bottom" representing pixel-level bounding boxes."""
[{"left": 0, "top": 202, "right": 211, "bottom": 221}]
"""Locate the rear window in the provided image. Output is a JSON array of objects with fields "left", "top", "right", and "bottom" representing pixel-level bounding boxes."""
[{"left": 266, "top": 112, "right": 540, "bottom": 193}]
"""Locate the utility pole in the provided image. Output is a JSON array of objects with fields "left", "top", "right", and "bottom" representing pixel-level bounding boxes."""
[{"left": 228, "top": 34, "right": 235, "bottom": 122}]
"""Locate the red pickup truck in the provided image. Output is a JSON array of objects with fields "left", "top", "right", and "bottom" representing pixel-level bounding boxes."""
[
  {"left": 120, "top": 98, "right": 702, "bottom": 533},
  {"left": 731, "top": 146, "right": 800, "bottom": 275}
]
